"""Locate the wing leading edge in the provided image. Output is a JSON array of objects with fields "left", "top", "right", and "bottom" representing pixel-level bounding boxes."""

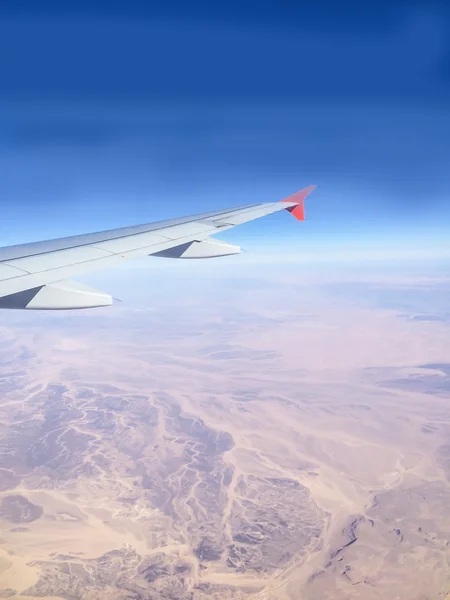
[{"left": 0, "top": 186, "right": 316, "bottom": 309}]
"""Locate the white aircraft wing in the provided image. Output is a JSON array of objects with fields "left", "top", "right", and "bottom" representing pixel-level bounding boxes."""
[{"left": 0, "top": 186, "right": 315, "bottom": 310}]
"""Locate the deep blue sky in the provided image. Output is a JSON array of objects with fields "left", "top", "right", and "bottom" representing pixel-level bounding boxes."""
[{"left": 1, "top": 0, "right": 449, "bottom": 258}]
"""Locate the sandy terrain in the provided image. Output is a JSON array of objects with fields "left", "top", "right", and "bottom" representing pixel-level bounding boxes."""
[{"left": 0, "top": 267, "right": 450, "bottom": 599}]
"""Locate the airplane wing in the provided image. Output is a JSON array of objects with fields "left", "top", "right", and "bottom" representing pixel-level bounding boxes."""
[{"left": 0, "top": 186, "right": 316, "bottom": 310}]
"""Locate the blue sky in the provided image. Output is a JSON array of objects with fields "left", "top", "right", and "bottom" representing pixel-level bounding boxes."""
[{"left": 1, "top": 0, "right": 449, "bottom": 259}]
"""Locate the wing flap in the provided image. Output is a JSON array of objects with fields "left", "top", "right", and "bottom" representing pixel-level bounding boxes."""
[
  {"left": 92, "top": 233, "right": 171, "bottom": 254},
  {"left": 159, "top": 222, "right": 214, "bottom": 240},
  {"left": 0, "top": 264, "right": 29, "bottom": 280},
  {"left": 5, "top": 246, "right": 112, "bottom": 274}
]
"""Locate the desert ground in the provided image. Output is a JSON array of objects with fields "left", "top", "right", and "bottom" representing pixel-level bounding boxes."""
[{"left": 0, "top": 263, "right": 450, "bottom": 599}]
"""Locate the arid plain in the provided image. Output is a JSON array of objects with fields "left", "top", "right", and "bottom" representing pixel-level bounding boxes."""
[{"left": 1, "top": 263, "right": 450, "bottom": 599}]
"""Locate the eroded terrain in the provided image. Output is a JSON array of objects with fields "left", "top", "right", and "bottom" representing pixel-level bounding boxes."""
[{"left": 1, "top": 269, "right": 450, "bottom": 599}]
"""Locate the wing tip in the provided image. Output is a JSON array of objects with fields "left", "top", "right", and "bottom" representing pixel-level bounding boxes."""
[{"left": 279, "top": 185, "right": 317, "bottom": 221}]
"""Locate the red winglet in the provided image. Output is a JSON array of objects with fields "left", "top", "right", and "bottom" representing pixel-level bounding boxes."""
[{"left": 279, "top": 185, "right": 316, "bottom": 221}]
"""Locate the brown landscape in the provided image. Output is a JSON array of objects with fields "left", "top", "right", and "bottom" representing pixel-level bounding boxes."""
[{"left": 0, "top": 265, "right": 450, "bottom": 599}]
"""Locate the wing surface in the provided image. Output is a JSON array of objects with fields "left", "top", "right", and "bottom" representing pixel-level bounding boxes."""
[{"left": 0, "top": 186, "right": 315, "bottom": 309}]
